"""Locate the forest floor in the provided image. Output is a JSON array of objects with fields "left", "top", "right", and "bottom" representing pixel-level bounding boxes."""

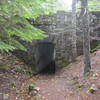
[{"left": 0, "top": 50, "right": 100, "bottom": 100}]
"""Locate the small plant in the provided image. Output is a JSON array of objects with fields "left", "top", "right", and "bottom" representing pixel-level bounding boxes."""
[
  {"left": 15, "top": 67, "right": 34, "bottom": 76},
  {"left": 10, "top": 82, "right": 16, "bottom": 87},
  {"left": 15, "top": 68, "right": 26, "bottom": 74},
  {"left": 28, "top": 84, "right": 36, "bottom": 92},
  {"left": 25, "top": 69, "right": 34, "bottom": 76}
]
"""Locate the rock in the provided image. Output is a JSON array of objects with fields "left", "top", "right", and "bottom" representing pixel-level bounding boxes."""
[
  {"left": 91, "top": 84, "right": 98, "bottom": 91},
  {"left": 3, "top": 94, "right": 9, "bottom": 100},
  {"left": 34, "top": 87, "right": 40, "bottom": 91},
  {"left": 93, "top": 73, "right": 98, "bottom": 77}
]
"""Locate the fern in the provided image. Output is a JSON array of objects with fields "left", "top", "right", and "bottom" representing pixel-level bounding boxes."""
[{"left": 0, "top": 42, "right": 16, "bottom": 52}]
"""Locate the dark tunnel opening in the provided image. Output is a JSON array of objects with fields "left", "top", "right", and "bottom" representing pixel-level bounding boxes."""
[{"left": 35, "top": 42, "right": 56, "bottom": 74}]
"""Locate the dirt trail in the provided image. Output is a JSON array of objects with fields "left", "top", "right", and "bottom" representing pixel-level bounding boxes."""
[
  {"left": 0, "top": 50, "right": 100, "bottom": 100},
  {"left": 31, "top": 50, "right": 100, "bottom": 100}
]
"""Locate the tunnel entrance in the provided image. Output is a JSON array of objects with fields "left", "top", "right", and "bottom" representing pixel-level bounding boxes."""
[{"left": 35, "top": 42, "right": 56, "bottom": 74}]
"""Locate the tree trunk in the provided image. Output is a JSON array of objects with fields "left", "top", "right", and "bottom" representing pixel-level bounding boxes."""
[
  {"left": 81, "top": 0, "right": 91, "bottom": 76},
  {"left": 71, "top": 0, "right": 77, "bottom": 61}
]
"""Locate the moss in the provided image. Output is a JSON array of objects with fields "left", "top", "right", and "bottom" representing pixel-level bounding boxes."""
[
  {"left": 10, "top": 82, "right": 16, "bottom": 87},
  {"left": 88, "top": 88, "right": 95, "bottom": 93},
  {"left": 90, "top": 43, "right": 100, "bottom": 53},
  {"left": 61, "top": 58, "right": 71, "bottom": 68}
]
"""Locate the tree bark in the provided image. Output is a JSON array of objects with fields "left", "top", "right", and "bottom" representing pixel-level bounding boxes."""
[
  {"left": 81, "top": 0, "right": 91, "bottom": 76},
  {"left": 71, "top": 0, "right": 77, "bottom": 60}
]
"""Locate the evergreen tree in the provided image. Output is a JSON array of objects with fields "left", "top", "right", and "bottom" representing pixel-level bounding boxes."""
[{"left": 0, "top": 0, "right": 55, "bottom": 52}]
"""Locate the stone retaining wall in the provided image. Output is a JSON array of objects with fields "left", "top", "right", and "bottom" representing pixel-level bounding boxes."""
[{"left": 14, "top": 11, "right": 100, "bottom": 69}]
